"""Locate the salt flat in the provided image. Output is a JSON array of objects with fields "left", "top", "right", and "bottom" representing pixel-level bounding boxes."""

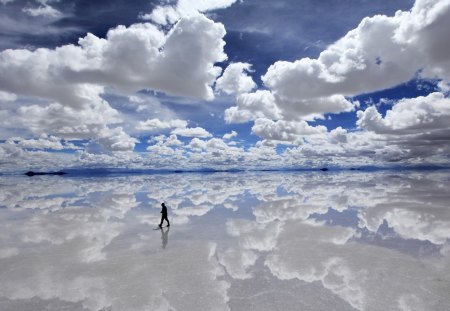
[{"left": 0, "top": 171, "right": 449, "bottom": 310}]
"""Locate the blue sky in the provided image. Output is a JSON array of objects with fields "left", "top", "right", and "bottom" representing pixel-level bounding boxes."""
[{"left": 0, "top": 0, "right": 449, "bottom": 171}]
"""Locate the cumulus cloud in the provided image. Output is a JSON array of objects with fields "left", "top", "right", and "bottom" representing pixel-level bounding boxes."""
[
  {"left": 146, "top": 134, "right": 184, "bottom": 155},
  {"left": 2, "top": 0, "right": 450, "bottom": 169},
  {"left": 0, "top": 142, "right": 76, "bottom": 172},
  {"left": 329, "top": 127, "right": 348, "bottom": 144},
  {"left": 220, "top": 0, "right": 450, "bottom": 165},
  {"left": 357, "top": 92, "right": 450, "bottom": 134},
  {"left": 262, "top": 0, "right": 450, "bottom": 102},
  {"left": 215, "top": 62, "right": 256, "bottom": 95},
  {"left": 96, "top": 127, "right": 139, "bottom": 152},
  {"left": 136, "top": 118, "right": 188, "bottom": 132},
  {"left": 225, "top": 90, "right": 355, "bottom": 124},
  {"left": 188, "top": 137, "right": 207, "bottom": 150},
  {"left": 226, "top": 1, "right": 450, "bottom": 122},
  {"left": 0, "top": 140, "right": 24, "bottom": 162},
  {"left": 165, "top": 134, "right": 183, "bottom": 146},
  {"left": 222, "top": 130, "right": 237, "bottom": 140},
  {"left": 251, "top": 118, "right": 327, "bottom": 144},
  {"left": 141, "top": 0, "right": 238, "bottom": 25},
  {"left": 1, "top": 80, "right": 125, "bottom": 153},
  {"left": 15, "top": 90, "right": 122, "bottom": 142},
  {"left": 224, "top": 90, "right": 281, "bottom": 123},
  {"left": 11, "top": 135, "right": 80, "bottom": 150},
  {"left": 186, "top": 137, "right": 240, "bottom": 156},
  {"left": 0, "top": 15, "right": 226, "bottom": 101},
  {"left": 171, "top": 126, "right": 212, "bottom": 138},
  {"left": 0, "top": 12, "right": 228, "bottom": 155},
  {"left": 356, "top": 92, "right": 450, "bottom": 160}
]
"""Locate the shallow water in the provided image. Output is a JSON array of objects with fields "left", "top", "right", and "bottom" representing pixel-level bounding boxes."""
[{"left": 0, "top": 171, "right": 449, "bottom": 311}]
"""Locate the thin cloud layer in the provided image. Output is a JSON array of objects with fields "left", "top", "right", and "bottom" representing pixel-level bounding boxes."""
[{"left": 141, "top": 0, "right": 238, "bottom": 25}]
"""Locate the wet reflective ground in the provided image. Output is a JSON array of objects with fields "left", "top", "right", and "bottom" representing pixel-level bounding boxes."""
[{"left": 0, "top": 171, "right": 449, "bottom": 310}]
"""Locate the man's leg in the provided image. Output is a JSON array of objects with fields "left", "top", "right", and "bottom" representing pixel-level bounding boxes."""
[
  {"left": 165, "top": 216, "right": 170, "bottom": 227},
  {"left": 159, "top": 216, "right": 163, "bottom": 227}
]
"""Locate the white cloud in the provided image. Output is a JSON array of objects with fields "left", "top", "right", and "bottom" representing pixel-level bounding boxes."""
[
  {"left": 1, "top": 0, "right": 449, "bottom": 169},
  {"left": 0, "top": 16, "right": 227, "bottom": 109},
  {"left": 172, "top": 126, "right": 212, "bottom": 138},
  {"left": 48, "top": 16, "right": 223, "bottom": 100},
  {"left": 438, "top": 80, "right": 450, "bottom": 93},
  {"left": 222, "top": 130, "right": 237, "bottom": 140},
  {"left": 215, "top": 0, "right": 450, "bottom": 166},
  {"left": 0, "top": 14, "right": 227, "bottom": 154},
  {"left": 329, "top": 127, "right": 348, "bottom": 144},
  {"left": 225, "top": 90, "right": 354, "bottom": 123},
  {"left": 222, "top": 0, "right": 450, "bottom": 159},
  {"left": 188, "top": 137, "right": 207, "bottom": 150},
  {"left": 136, "top": 118, "right": 188, "bottom": 132},
  {"left": 251, "top": 118, "right": 327, "bottom": 143},
  {"left": 206, "top": 138, "right": 228, "bottom": 150},
  {"left": 0, "top": 140, "right": 24, "bottom": 161},
  {"left": 22, "top": 4, "right": 62, "bottom": 18},
  {"left": 96, "top": 127, "right": 139, "bottom": 152},
  {"left": 224, "top": 90, "right": 281, "bottom": 123},
  {"left": 16, "top": 90, "right": 121, "bottom": 140},
  {"left": 357, "top": 92, "right": 450, "bottom": 134},
  {"left": 76, "top": 150, "right": 142, "bottom": 168},
  {"left": 0, "top": 142, "right": 76, "bottom": 172},
  {"left": 13, "top": 135, "right": 80, "bottom": 150},
  {"left": 355, "top": 92, "right": 450, "bottom": 161},
  {"left": 143, "top": 5, "right": 179, "bottom": 25},
  {"left": 215, "top": 62, "right": 256, "bottom": 95},
  {"left": 141, "top": 0, "right": 238, "bottom": 25},
  {"left": 165, "top": 134, "right": 183, "bottom": 146},
  {"left": 261, "top": 0, "right": 450, "bottom": 102},
  {"left": 0, "top": 91, "right": 17, "bottom": 102},
  {"left": 146, "top": 134, "right": 183, "bottom": 155},
  {"left": 146, "top": 143, "right": 179, "bottom": 156}
]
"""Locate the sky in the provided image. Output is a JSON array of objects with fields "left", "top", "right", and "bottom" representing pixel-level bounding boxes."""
[{"left": 0, "top": 0, "right": 449, "bottom": 171}]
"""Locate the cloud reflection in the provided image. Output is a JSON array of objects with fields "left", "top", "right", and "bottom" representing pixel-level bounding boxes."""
[{"left": 0, "top": 171, "right": 449, "bottom": 310}]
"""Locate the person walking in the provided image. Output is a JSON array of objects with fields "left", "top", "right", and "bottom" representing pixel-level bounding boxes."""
[{"left": 159, "top": 202, "right": 170, "bottom": 228}]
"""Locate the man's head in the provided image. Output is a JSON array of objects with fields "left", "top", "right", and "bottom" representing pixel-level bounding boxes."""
[{"left": 161, "top": 203, "right": 166, "bottom": 207}]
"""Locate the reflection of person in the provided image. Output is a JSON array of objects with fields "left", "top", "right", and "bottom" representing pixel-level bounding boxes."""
[
  {"left": 161, "top": 226, "right": 169, "bottom": 249},
  {"left": 159, "top": 203, "right": 170, "bottom": 228}
]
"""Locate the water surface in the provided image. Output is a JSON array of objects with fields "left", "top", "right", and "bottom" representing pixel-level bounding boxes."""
[{"left": 0, "top": 171, "right": 449, "bottom": 310}]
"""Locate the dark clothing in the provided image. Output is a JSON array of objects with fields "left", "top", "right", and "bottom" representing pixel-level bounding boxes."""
[
  {"left": 161, "top": 205, "right": 167, "bottom": 216},
  {"left": 159, "top": 214, "right": 170, "bottom": 227},
  {"left": 159, "top": 205, "right": 170, "bottom": 227}
]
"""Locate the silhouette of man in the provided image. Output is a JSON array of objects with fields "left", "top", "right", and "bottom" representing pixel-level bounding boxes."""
[{"left": 159, "top": 203, "right": 170, "bottom": 228}]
